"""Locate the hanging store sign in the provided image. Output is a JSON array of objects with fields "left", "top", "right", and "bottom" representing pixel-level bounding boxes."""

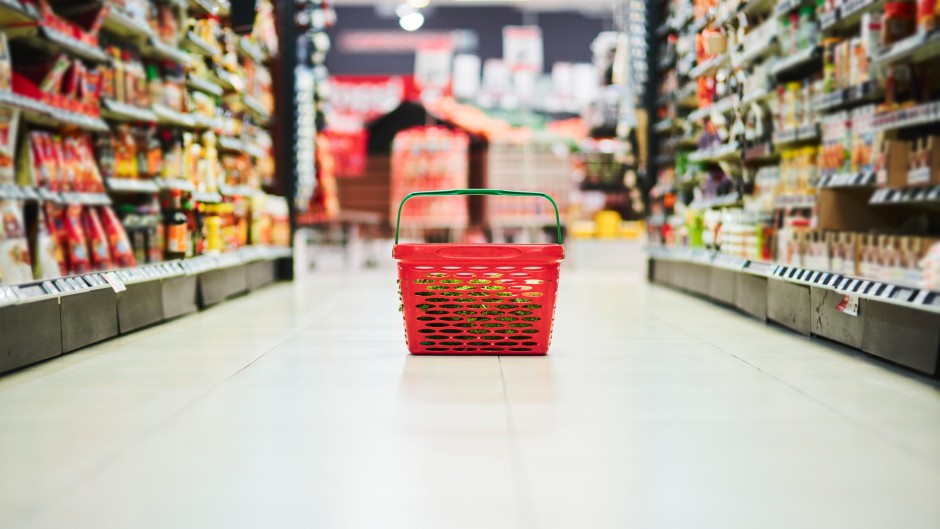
[
  {"left": 338, "top": 30, "right": 477, "bottom": 54},
  {"left": 503, "top": 26, "right": 543, "bottom": 72}
]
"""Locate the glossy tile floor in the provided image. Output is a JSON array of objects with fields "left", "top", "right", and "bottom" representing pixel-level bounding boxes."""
[{"left": 2, "top": 243, "right": 940, "bottom": 529}]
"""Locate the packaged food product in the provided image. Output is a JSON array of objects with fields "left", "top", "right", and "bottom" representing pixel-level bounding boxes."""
[
  {"left": 0, "top": 33, "right": 10, "bottom": 93},
  {"left": 98, "top": 206, "right": 135, "bottom": 268},
  {"left": 0, "top": 108, "right": 19, "bottom": 185},
  {"left": 0, "top": 200, "right": 34, "bottom": 285},
  {"left": 883, "top": 2, "right": 916, "bottom": 46},
  {"left": 62, "top": 205, "right": 91, "bottom": 274},
  {"left": 82, "top": 207, "right": 113, "bottom": 272},
  {"left": 34, "top": 208, "right": 67, "bottom": 280}
]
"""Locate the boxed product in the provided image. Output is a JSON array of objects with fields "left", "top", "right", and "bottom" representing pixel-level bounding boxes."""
[
  {"left": 829, "top": 232, "right": 859, "bottom": 276},
  {"left": 857, "top": 235, "right": 940, "bottom": 287},
  {"left": 850, "top": 105, "right": 876, "bottom": 173},
  {"left": 907, "top": 136, "right": 940, "bottom": 186},
  {"left": 0, "top": 200, "right": 34, "bottom": 285},
  {"left": 874, "top": 136, "right": 910, "bottom": 188},
  {"left": 920, "top": 242, "right": 940, "bottom": 290},
  {"left": 803, "top": 231, "right": 831, "bottom": 271},
  {"left": 820, "top": 111, "right": 850, "bottom": 174}
]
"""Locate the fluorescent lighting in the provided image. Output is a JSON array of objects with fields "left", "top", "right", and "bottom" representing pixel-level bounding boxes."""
[
  {"left": 395, "top": 3, "right": 415, "bottom": 17},
  {"left": 399, "top": 12, "right": 425, "bottom": 31},
  {"left": 407, "top": 0, "right": 430, "bottom": 7}
]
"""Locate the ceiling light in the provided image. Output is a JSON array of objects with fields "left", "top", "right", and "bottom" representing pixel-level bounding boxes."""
[
  {"left": 395, "top": 4, "right": 415, "bottom": 17},
  {"left": 399, "top": 12, "right": 425, "bottom": 32},
  {"left": 408, "top": 0, "right": 430, "bottom": 7}
]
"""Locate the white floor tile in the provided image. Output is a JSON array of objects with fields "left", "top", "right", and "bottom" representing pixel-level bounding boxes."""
[{"left": 1, "top": 242, "right": 939, "bottom": 529}]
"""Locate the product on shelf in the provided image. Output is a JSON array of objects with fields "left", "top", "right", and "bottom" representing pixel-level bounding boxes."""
[
  {"left": 163, "top": 188, "right": 188, "bottom": 260},
  {"left": 99, "top": 205, "right": 135, "bottom": 268},
  {"left": 390, "top": 126, "right": 469, "bottom": 227},
  {"left": 61, "top": 204, "right": 91, "bottom": 275},
  {"left": 0, "top": 200, "right": 33, "bottom": 285}
]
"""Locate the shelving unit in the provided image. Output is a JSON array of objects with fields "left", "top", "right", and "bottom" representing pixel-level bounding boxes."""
[
  {"left": 0, "top": 0, "right": 300, "bottom": 375},
  {"left": 647, "top": 0, "right": 940, "bottom": 377}
]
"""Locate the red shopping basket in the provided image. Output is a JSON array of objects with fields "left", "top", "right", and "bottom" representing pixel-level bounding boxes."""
[{"left": 394, "top": 189, "right": 564, "bottom": 355}]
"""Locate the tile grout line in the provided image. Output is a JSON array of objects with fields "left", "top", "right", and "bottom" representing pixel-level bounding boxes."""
[
  {"left": 497, "top": 356, "right": 540, "bottom": 529},
  {"left": 710, "top": 340, "right": 940, "bottom": 473}
]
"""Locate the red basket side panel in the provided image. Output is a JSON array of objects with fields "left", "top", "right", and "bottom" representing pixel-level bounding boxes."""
[{"left": 397, "top": 257, "right": 561, "bottom": 355}]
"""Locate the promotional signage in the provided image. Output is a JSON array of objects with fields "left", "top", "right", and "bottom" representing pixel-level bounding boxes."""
[
  {"left": 503, "top": 26, "right": 543, "bottom": 72},
  {"left": 338, "top": 30, "right": 477, "bottom": 54}
]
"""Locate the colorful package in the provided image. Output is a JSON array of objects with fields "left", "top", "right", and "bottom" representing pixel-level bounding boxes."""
[
  {"left": 0, "top": 200, "right": 34, "bottom": 285},
  {"left": 98, "top": 206, "right": 135, "bottom": 268},
  {"left": 0, "top": 108, "right": 19, "bottom": 185},
  {"left": 34, "top": 208, "right": 67, "bottom": 280},
  {"left": 62, "top": 205, "right": 91, "bottom": 274},
  {"left": 82, "top": 207, "right": 113, "bottom": 272}
]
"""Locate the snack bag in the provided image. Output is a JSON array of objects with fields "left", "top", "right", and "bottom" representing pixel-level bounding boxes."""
[
  {"left": 62, "top": 205, "right": 91, "bottom": 274},
  {"left": 82, "top": 207, "right": 112, "bottom": 271},
  {"left": 0, "top": 200, "right": 34, "bottom": 285},
  {"left": 34, "top": 208, "right": 67, "bottom": 279},
  {"left": 98, "top": 205, "right": 135, "bottom": 268}
]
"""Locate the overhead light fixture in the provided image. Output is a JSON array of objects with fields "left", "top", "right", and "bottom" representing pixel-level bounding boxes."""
[
  {"left": 408, "top": 0, "right": 431, "bottom": 7},
  {"left": 399, "top": 12, "right": 425, "bottom": 31},
  {"left": 395, "top": 3, "right": 415, "bottom": 17}
]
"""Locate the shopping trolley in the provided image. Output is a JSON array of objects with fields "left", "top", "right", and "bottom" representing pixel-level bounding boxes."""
[{"left": 394, "top": 189, "right": 564, "bottom": 355}]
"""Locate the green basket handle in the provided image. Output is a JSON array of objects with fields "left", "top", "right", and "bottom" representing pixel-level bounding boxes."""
[{"left": 395, "top": 189, "right": 563, "bottom": 245}]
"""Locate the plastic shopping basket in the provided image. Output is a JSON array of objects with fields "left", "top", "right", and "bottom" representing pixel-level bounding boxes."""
[{"left": 394, "top": 189, "right": 564, "bottom": 355}]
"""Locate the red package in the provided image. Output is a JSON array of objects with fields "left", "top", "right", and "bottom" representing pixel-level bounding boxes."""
[
  {"left": 62, "top": 205, "right": 91, "bottom": 274},
  {"left": 29, "top": 132, "right": 48, "bottom": 188},
  {"left": 82, "top": 207, "right": 112, "bottom": 271},
  {"left": 98, "top": 205, "right": 135, "bottom": 268}
]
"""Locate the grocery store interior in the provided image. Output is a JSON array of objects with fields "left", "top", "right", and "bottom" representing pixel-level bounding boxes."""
[{"left": 1, "top": 0, "right": 939, "bottom": 527}]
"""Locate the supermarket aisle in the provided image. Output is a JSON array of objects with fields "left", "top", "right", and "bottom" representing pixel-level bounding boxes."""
[{"left": 1, "top": 243, "right": 940, "bottom": 529}]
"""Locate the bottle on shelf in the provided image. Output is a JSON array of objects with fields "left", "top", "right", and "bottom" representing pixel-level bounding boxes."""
[{"left": 164, "top": 188, "right": 189, "bottom": 260}]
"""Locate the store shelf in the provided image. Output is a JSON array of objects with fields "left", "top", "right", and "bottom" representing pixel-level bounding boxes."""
[
  {"left": 155, "top": 178, "right": 195, "bottom": 192},
  {"left": 242, "top": 95, "right": 271, "bottom": 123},
  {"left": 689, "top": 192, "right": 742, "bottom": 209},
  {"left": 238, "top": 36, "right": 267, "bottom": 64},
  {"left": 875, "top": 30, "right": 940, "bottom": 67},
  {"left": 731, "top": 35, "right": 778, "bottom": 69},
  {"left": 187, "top": 74, "right": 224, "bottom": 97},
  {"left": 192, "top": 190, "right": 223, "bottom": 203},
  {"left": 772, "top": 124, "right": 820, "bottom": 146},
  {"left": 102, "top": 6, "right": 153, "bottom": 42},
  {"left": 774, "top": 194, "right": 817, "bottom": 208},
  {"left": 869, "top": 185, "right": 940, "bottom": 205},
  {"left": 0, "top": 91, "right": 109, "bottom": 132},
  {"left": 741, "top": 0, "right": 776, "bottom": 16},
  {"left": 183, "top": 31, "right": 221, "bottom": 58},
  {"left": 219, "top": 184, "right": 262, "bottom": 197},
  {"left": 688, "top": 142, "right": 741, "bottom": 163},
  {"left": 688, "top": 95, "right": 738, "bottom": 122},
  {"left": 821, "top": 0, "right": 886, "bottom": 33},
  {"left": 741, "top": 88, "right": 775, "bottom": 106},
  {"left": 0, "top": 184, "right": 40, "bottom": 201},
  {"left": 772, "top": 45, "right": 822, "bottom": 79},
  {"left": 743, "top": 142, "right": 779, "bottom": 163},
  {"left": 0, "top": 0, "right": 38, "bottom": 23},
  {"left": 189, "top": 0, "right": 224, "bottom": 16},
  {"left": 690, "top": 53, "right": 729, "bottom": 80},
  {"left": 218, "top": 135, "right": 246, "bottom": 154},
  {"left": 873, "top": 101, "right": 940, "bottom": 133},
  {"left": 143, "top": 37, "right": 194, "bottom": 67},
  {"left": 649, "top": 246, "right": 940, "bottom": 316},
  {"left": 654, "top": 119, "right": 676, "bottom": 134},
  {"left": 7, "top": 25, "right": 109, "bottom": 63},
  {"left": 61, "top": 192, "right": 112, "bottom": 206},
  {"left": 106, "top": 178, "right": 160, "bottom": 194},
  {"left": 102, "top": 99, "right": 158, "bottom": 123},
  {"left": 816, "top": 171, "right": 876, "bottom": 188},
  {"left": 813, "top": 82, "right": 881, "bottom": 113},
  {"left": 774, "top": 0, "right": 806, "bottom": 17},
  {"left": 153, "top": 104, "right": 197, "bottom": 128}
]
